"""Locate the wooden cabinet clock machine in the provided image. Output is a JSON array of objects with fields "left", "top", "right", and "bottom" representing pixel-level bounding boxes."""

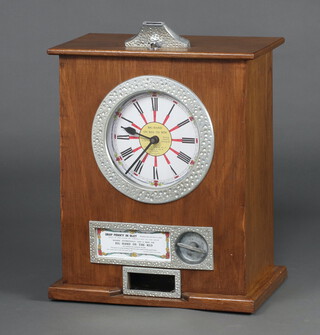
[{"left": 47, "top": 22, "right": 287, "bottom": 313}]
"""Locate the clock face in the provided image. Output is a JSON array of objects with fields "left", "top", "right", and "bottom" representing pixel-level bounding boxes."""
[
  {"left": 92, "top": 76, "right": 214, "bottom": 204},
  {"left": 107, "top": 92, "right": 199, "bottom": 189}
]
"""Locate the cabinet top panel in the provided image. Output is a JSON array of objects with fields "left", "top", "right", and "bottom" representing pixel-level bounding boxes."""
[{"left": 48, "top": 34, "right": 284, "bottom": 60}]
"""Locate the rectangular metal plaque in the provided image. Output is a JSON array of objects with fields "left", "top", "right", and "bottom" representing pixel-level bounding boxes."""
[
  {"left": 89, "top": 221, "right": 214, "bottom": 270},
  {"left": 98, "top": 229, "right": 170, "bottom": 262}
]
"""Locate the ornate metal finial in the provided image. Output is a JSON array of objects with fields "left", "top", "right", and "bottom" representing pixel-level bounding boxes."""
[{"left": 125, "top": 21, "right": 190, "bottom": 50}]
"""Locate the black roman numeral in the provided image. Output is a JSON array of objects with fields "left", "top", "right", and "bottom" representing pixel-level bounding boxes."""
[
  {"left": 134, "top": 160, "right": 144, "bottom": 174},
  {"left": 170, "top": 165, "right": 177, "bottom": 176},
  {"left": 151, "top": 96, "right": 158, "bottom": 111},
  {"left": 182, "top": 137, "right": 195, "bottom": 144},
  {"left": 153, "top": 166, "right": 159, "bottom": 180},
  {"left": 121, "top": 147, "right": 133, "bottom": 160},
  {"left": 163, "top": 104, "right": 175, "bottom": 125},
  {"left": 177, "top": 151, "right": 191, "bottom": 164},
  {"left": 168, "top": 104, "right": 175, "bottom": 115},
  {"left": 177, "top": 119, "right": 190, "bottom": 128},
  {"left": 117, "top": 135, "right": 130, "bottom": 140},
  {"left": 133, "top": 101, "right": 144, "bottom": 115},
  {"left": 121, "top": 116, "right": 133, "bottom": 124}
]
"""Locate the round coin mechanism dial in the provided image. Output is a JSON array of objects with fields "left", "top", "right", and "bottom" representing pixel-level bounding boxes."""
[
  {"left": 175, "top": 232, "right": 209, "bottom": 264},
  {"left": 92, "top": 76, "right": 214, "bottom": 204}
]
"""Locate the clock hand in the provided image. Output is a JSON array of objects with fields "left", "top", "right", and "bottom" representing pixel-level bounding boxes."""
[
  {"left": 125, "top": 135, "right": 159, "bottom": 175},
  {"left": 121, "top": 126, "right": 152, "bottom": 141}
]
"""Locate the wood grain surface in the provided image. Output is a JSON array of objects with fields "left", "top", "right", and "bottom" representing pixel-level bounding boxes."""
[
  {"left": 48, "top": 34, "right": 286, "bottom": 312},
  {"left": 49, "top": 266, "right": 287, "bottom": 313},
  {"left": 48, "top": 33, "right": 284, "bottom": 60}
]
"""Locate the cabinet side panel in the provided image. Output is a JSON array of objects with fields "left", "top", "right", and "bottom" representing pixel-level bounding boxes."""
[
  {"left": 59, "top": 56, "right": 123, "bottom": 287},
  {"left": 58, "top": 56, "right": 247, "bottom": 295},
  {"left": 245, "top": 53, "right": 274, "bottom": 289}
]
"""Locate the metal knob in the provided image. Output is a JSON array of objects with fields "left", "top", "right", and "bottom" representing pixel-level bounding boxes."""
[
  {"left": 125, "top": 21, "right": 190, "bottom": 50},
  {"left": 175, "top": 232, "right": 208, "bottom": 264}
]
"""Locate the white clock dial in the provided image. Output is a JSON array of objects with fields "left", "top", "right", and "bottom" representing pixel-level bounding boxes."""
[
  {"left": 107, "top": 92, "right": 199, "bottom": 188},
  {"left": 92, "top": 75, "right": 214, "bottom": 204}
]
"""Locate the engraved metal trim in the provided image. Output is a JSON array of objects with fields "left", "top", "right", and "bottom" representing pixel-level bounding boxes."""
[
  {"left": 123, "top": 266, "right": 181, "bottom": 299},
  {"left": 89, "top": 221, "right": 214, "bottom": 270},
  {"left": 125, "top": 21, "right": 190, "bottom": 49},
  {"left": 91, "top": 75, "right": 215, "bottom": 204}
]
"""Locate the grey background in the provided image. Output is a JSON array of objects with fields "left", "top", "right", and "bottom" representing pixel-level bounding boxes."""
[{"left": 1, "top": 0, "right": 319, "bottom": 334}]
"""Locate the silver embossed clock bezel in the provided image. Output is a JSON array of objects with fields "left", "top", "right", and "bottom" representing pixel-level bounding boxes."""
[{"left": 92, "top": 75, "right": 214, "bottom": 204}]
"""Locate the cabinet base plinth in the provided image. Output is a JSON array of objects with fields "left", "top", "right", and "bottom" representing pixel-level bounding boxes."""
[{"left": 48, "top": 265, "right": 287, "bottom": 313}]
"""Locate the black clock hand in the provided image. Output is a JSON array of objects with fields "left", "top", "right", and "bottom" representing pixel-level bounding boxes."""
[
  {"left": 121, "top": 126, "right": 152, "bottom": 141},
  {"left": 125, "top": 135, "right": 159, "bottom": 175}
]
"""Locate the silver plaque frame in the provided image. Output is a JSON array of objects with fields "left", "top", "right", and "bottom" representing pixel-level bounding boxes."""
[
  {"left": 123, "top": 266, "right": 181, "bottom": 299},
  {"left": 89, "top": 221, "right": 214, "bottom": 270},
  {"left": 91, "top": 75, "right": 215, "bottom": 204}
]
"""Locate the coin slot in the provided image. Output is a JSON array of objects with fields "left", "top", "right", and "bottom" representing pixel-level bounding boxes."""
[
  {"left": 175, "top": 232, "right": 209, "bottom": 264},
  {"left": 144, "top": 21, "right": 163, "bottom": 26},
  {"left": 128, "top": 272, "right": 175, "bottom": 292}
]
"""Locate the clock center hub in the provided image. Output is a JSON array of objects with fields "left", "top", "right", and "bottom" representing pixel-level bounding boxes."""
[{"left": 139, "top": 122, "right": 172, "bottom": 156}]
